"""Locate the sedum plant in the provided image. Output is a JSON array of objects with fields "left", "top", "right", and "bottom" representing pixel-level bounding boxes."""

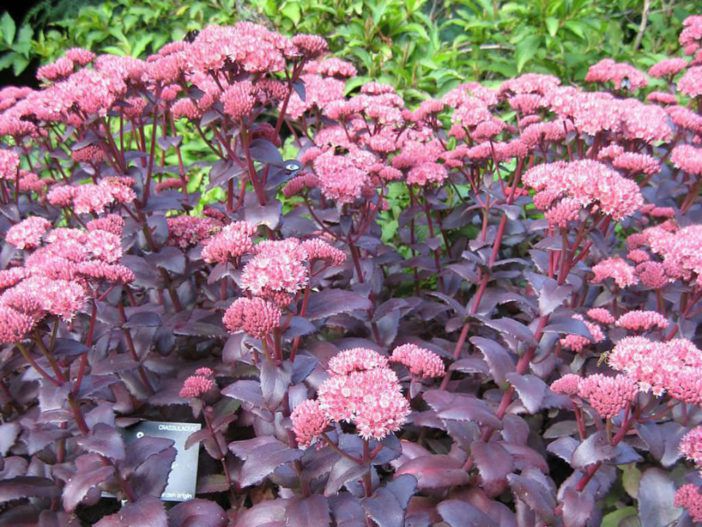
[{"left": 1, "top": 12, "right": 702, "bottom": 527}]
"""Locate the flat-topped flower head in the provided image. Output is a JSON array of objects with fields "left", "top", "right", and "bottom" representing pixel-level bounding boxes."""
[
  {"left": 0, "top": 306, "right": 35, "bottom": 344},
  {"left": 201, "top": 221, "right": 256, "bottom": 264},
  {"left": 585, "top": 59, "right": 648, "bottom": 91},
  {"left": 675, "top": 484, "right": 702, "bottom": 523},
  {"left": 671, "top": 144, "right": 702, "bottom": 176},
  {"left": 591, "top": 258, "right": 638, "bottom": 288},
  {"left": 616, "top": 310, "right": 668, "bottom": 332},
  {"left": 291, "top": 399, "right": 329, "bottom": 448},
  {"left": 301, "top": 238, "right": 346, "bottom": 266},
  {"left": 241, "top": 238, "right": 309, "bottom": 296},
  {"left": 179, "top": 373, "right": 215, "bottom": 399},
  {"left": 168, "top": 216, "right": 223, "bottom": 250},
  {"left": 317, "top": 366, "right": 409, "bottom": 440},
  {"left": 586, "top": 308, "right": 615, "bottom": 325},
  {"left": 328, "top": 348, "right": 388, "bottom": 376},
  {"left": 577, "top": 373, "right": 637, "bottom": 418},
  {"left": 5, "top": 217, "right": 52, "bottom": 250},
  {"left": 523, "top": 160, "right": 643, "bottom": 222},
  {"left": 680, "top": 427, "right": 702, "bottom": 467},
  {"left": 223, "top": 297, "right": 281, "bottom": 339},
  {"left": 390, "top": 344, "right": 445, "bottom": 379},
  {"left": 550, "top": 374, "right": 581, "bottom": 396}
]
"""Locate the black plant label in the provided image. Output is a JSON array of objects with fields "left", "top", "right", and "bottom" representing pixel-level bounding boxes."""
[{"left": 124, "top": 420, "right": 202, "bottom": 502}]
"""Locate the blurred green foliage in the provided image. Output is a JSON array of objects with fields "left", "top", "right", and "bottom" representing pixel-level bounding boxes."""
[{"left": 1, "top": 0, "right": 699, "bottom": 101}]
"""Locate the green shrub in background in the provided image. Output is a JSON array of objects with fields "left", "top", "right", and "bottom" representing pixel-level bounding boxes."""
[{"left": 1, "top": 0, "right": 700, "bottom": 101}]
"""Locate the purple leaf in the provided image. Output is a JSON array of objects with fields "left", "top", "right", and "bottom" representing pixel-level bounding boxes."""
[
  {"left": 304, "top": 289, "right": 372, "bottom": 321},
  {"left": 361, "top": 475, "right": 416, "bottom": 527},
  {"left": 561, "top": 487, "right": 595, "bottom": 527},
  {"left": 571, "top": 431, "right": 616, "bottom": 469},
  {"left": 324, "top": 457, "right": 368, "bottom": 496},
  {"left": 330, "top": 494, "right": 365, "bottom": 527},
  {"left": 261, "top": 360, "right": 292, "bottom": 409},
  {"left": 0, "top": 476, "right": 58, "bottom": 503},
  {"left": 0, "top": 423, "right": 19, "bottom": 456},
  {"left": 249, "top": 138, "right": 284, "bottom": 166},
  {"left": 483, "top": 318, "right": 535, "bottom": 344},
  {"left": 286, "top": 495, "right": 330, "bottom": 527},
  {"left": 506, "top": 373, "right": 547, "bottom": 413},
  {"left": 168, "top": 499, "right": 227, "bottom": 527},
  {"left": 471, "top": 441, "right": 513, "bottom": 488},
  {"left": 229, "top": 437, "right": 302, "bottom": 487},
  {"left": 77, "top": 423, "right": 126, "bottom": 461},
  {"left": 95, "top": 497, "right": 167, "bottom": 527},
  {"left": 638, "top": 468, "right": 680, "bottom": 527},
  {"left": 62, "top": 456, "right": 114, "bottom": 512},
  {"left": 233, "top": 499, "right": 287, "bottom": 527},
  {"left": 470, "top": 337, "right": 515, "bottom": 385},
  {"left": 547, "top": 437, "right": 579, "bottom": 463},
  {"left": 437, "top": 499, "right": 498, "bottom": 527},
  {"left": 424, "top": 390, "right": 501, "bottom": 428},
  {"left": 507, "top": 473, "right": 556, "bottom": 523},
  {"left": 221, "top": 380, "right": 265, "bottom": 409},
  {"left": 130, "top": 445, "right": 177, "bottom": 498},
  {"left": 394, "top": 455, "right": 469, "bottom": 490}
]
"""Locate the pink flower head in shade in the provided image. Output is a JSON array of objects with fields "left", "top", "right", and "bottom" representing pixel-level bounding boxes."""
[
  {"left": 676, "top": 484, "right": 702, "bottom": 523},
  {"left": 679, "top": 426, "right": 702, "bottom": 467},
  {"left": 577, "top": 373, "right": 637, "bottom": 419},
  {"left": 671, "top": 144, "right": 702, "bottom": 176},
  {"left": 291, "top": 399, "right": 329, "bottom": 448},
  {"left": 241, "top": 239, "right": 309, "bottom": 296},
  {"left": 201, "top": 221, "right": 256, "bottom": 264},
  {"left": 585, "top": 59, "right": 648, "bottom": 91},
  {"left": 0, "top": 267, "right": 28, "bottom": 290},
  {"left": 559, "top": 314, "right": 604, "bottom": 352},
  {"left": 327, "top": 348, "right": 389, "bottom": 376},
  {"left": 648, "top": 58, "right": 688, "bottom": 78},
  {"left": 390, "top": 344, "right": 445, "bottom": 379},
  {"left": 680, "top": 15, "right": 702, "bottom": 54},
  {"left": 586, "top": 308, "right": 615, "bottom": 325},
  {"left": 636, "top": 261, "right": 669, "bottom": 289},
  {"left": 5, "top": 217, "right": 52, "bottom": 250},
  {"left": 0, "top": 306, "right": 35, "bottom": 344},
  {"left": 300, "top": 238, "right": 346, "bottom": 266},
  {"left": 223, "top": 297, "right": 281, "bottom": 339},
  {"left": 523, "top": 160, "right": 643, "bottom": 222},
  {"left": 179, "top": 372, "right": 215, "bottom": 399},
  {"left": 312, "top": 150, "right": 372, "bottom": 204},
  {"left": 591, "top": 258, "right": 638, "bottom": 288},
  {"left": 678, "top": 66, "right": 702, "bottom": 98},
  {"left": 550, "top": 374, "right": 581, "bottom": 396},
  {"left": 616, "top": 310, "right": 668, "bottom": 332},
  {"left": 647, "top": 91, "right": 678, "bottom": 105},
  {"left": 87, "top": 214, "right": 125, "bottom": 236},
  {"left": 611, "top": 152, "right": 660, "bottom": 176},
  {"left": 76, "top": 261, "right": 135, "bottom": 284},
  {"left": 221, "top": 81, "right": 255, "bottom": 121},
  {"left": 168, "top": 216, "right": 223, "bottom": 250},
  {"left": 406, "top": 162, "right": 448, "bottom": 187},
  {"left": 0, "top": 149, "right": 20, "bottom": 179}
]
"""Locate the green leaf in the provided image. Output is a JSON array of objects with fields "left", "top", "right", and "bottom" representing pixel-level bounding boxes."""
[
  {"left": 545, "top": 17, "right": 559, "bottom": 37},
  {"left": 11, "top": 55, "right": 29, "bottom": 76},
  {"left": 601, "top": 507, "right": 638, "bottom": 527},
  {"left": 1, "top": 12, "right": 15, "bottom": 46},
  {"left": 281, "top": 2, "right": 301, "bottom": 26},
  {"left": 515, "top": 34, "right": 540, "bottom": 72}
]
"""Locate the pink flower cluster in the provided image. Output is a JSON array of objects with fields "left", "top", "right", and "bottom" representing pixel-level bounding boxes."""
[
  {"left": 608, "top": 337, "right": 702, "bottom": 403},
  {"left": 223, "top": 297, "right": 281, "bottom": 338},
  {"left": 201, "top": 221, "right": 256, "bottom": 264},
  {"left": 680, "top": 427, "right": 702, "bottom": 468},
  {"left": 675, "top": 484, "right": 702, "bottom": 522},
  {"left": 179, "top": 368, "right": 216, "bottom": 399},
  {"left": 292, "top": 348, "right": 410, "bottom": 444},
  {"left": 615, "top": 310, "right": 668, "bottom": 332},
  {"left": 390, "top": 344, "right": 445, "bottom": 379},
  {"left": 577, "top": 373, "right": 637, "bottom": 418},
  {"left": 591, "top": 258, "right": 638, "bottom": 288},
  {"left": 585, "top": 59, "right": 648, "bottom": 90},
  {"left": 523, "top": 160, "right": 643, "bottom": 227}
]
